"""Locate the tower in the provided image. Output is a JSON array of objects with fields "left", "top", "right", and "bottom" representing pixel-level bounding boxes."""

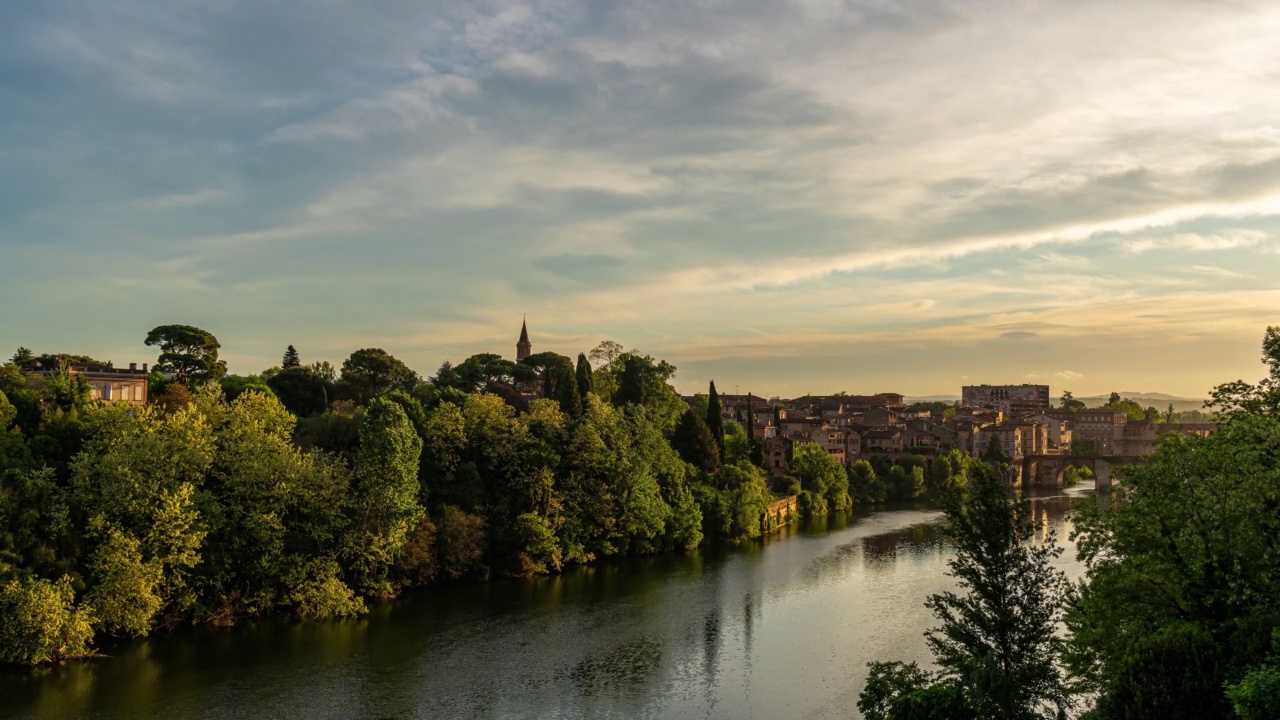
[{"left": 516, "top": 317, "right": 532, "bottom": 361}]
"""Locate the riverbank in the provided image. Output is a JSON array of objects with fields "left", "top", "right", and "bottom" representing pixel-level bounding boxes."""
[{"left": 0, "top": 489, "right": 1092, "bottom": 720}]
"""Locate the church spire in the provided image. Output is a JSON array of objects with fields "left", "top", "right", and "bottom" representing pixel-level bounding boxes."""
[{"left": 516, "top": 316, "right": 532, "bottom": 361}]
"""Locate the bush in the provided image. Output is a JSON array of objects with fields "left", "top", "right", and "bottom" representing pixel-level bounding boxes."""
[{"left": 0, "top": 577, "right": 95, "bottom": 666}]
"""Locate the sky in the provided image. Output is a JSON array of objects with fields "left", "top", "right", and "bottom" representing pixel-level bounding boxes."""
[{"left": 3, "top": 0, "right": 1280, "bottom": 399}]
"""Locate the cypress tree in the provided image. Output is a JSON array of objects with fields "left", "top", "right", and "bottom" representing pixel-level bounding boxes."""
[
  {"left": 553, "top": 364, "right": 583, "bottom": 417},
  {"left": 746, "top": 395, "right": 765, "bottom": 467},
  {"left": 707, "top": 380, "right": 726, "bottom": 453},
  {"left": 282, "top": 345, "right": 301, "bottom": 369},
  {"left": 575, "top": 353, "right": 593, "bottom": 399}
]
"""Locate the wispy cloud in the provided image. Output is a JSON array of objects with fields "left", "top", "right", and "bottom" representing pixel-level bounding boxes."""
[{"left": 3, "top": 0, "right": 1280, "bottom": 398}]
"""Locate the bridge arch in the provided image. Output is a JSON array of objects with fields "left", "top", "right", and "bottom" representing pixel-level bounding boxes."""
[{"left": 1020, "top": 456, "right": 1117, "bottom": 490}]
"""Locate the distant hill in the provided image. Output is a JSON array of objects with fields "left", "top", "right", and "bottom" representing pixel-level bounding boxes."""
[
  {"left": 1078, "top": 393, "right": 1207, "bottom": 413},
  {"left": 906, "top": 395, "right": 961, "bottom": 404},
  {"left": 906, "top": 392, "right": 1208, "bottom": 412}
]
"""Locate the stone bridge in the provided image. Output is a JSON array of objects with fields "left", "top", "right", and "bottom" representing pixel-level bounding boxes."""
[{"left": 1019, "top": 455, "right": 1143, "bottom": 490}]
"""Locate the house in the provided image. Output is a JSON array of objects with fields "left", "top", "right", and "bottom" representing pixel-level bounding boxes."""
[
  {"left": 862, "top": 427, "right": 904, "bottom": 452},
  {"left": 21, "top": 361, "right": 150, "bottom": 406}
]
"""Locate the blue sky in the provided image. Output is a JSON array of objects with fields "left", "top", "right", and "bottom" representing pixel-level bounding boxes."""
[{"left": 3, "top": 0, "right": 1279, "bottom": 398}]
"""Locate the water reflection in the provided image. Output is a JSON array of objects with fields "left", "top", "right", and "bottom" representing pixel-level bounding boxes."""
[{"left": 0, "top": 490, "right": 1092, "bottom": 720}]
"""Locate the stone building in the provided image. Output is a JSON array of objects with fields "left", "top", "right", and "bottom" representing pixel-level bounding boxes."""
[
  {"left": 22, "top": 361, "right": 150, "bottom": 406},
  {"left": 961, "top": 384, "right": 1050, "bottom": 418},
  {"left": 1046, "top": 408, "right": 1128, "bottom": 455}
]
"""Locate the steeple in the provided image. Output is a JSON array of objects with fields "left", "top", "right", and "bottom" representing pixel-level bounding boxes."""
[{"left": 516, "top": 317, "right": 532, "bottom": 361}]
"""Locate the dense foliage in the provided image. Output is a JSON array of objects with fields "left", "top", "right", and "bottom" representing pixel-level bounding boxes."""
[
  {"left": 1065, "top": 326, "right": 1280, "bottom": 718},
  {"left": 0, "top": 333, "right": 811, "bottom": 665}
]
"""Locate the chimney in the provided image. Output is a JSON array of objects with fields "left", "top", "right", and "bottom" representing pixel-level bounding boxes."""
[
  {"left": 143, "top": 363, "right": 148, "bottom": 372},
  {"left": 129, "top": 363, "right": 137, "bottom": 371},
  {"left": 107, "top": 361, "right": 113, "bottom": 369}
]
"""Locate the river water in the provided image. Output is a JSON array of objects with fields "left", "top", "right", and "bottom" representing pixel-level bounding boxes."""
[{"left": 1, "top": 487, "right": 1093, "bottom": 720}]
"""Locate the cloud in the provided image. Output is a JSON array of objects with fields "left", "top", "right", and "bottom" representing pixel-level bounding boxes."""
[
  {"left": 4, "top": 0, "right": 1280, "bottom": 399},
  {"left": 1122, "top": 229, "right": 1275, "bottom": 254},
  {"left": 1056, "top": 370, "right": 1084, "bottom": 381},
  {"left": 1187, "top": 264, "right": 1247, "bottom": 279}
]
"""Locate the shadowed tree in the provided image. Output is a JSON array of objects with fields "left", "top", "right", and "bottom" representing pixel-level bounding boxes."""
[
  {"left": 706, "top": 381, "right": 725, "bottom": 453},
  {"left": 671, "top": 407, "right": 720, "bottom": 473},
  {"left": 282, "top": 345, "right": 301, "bottom": 369},
  {"left": 576, "top": 353, "right": 593, "bottom": 399}
]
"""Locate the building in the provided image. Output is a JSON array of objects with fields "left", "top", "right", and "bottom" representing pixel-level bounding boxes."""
[
  {"left": 862, "top": 427, "right": 904, "bottom": 453},
  {"left": 961, "top": 385, "right": 1050, "bottom": 418},
  {"left": 975, "top": 423, "right": 1026, "bottom": 461},
  {"left": 1027, "top": 414, "right": 1073, "bottom": 454},
  {"left": 21, "top": 361, "right": 150, "bottom": 406},
  {"left": 516, "top": 319, "right": 532, "bottom": 362},
  {"left": 1046, "top": 408, "right": 1128, "bottom": 455}
]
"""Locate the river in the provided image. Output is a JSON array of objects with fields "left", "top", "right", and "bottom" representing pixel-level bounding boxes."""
[{"left": 1, "top": 487, "right": 1093, "bottom": 720}]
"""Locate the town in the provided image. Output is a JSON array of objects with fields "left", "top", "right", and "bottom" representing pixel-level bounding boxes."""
[
  {"left": 700, "top": 383, "right": 1217, "bottom": 489},
  {"left": 12, "top": 320, "right": 1218, "bottom": 493}
]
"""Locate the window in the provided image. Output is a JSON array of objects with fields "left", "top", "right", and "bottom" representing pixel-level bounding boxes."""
[{"left": 103, "top": 385, "right": 112, "bottom": 400}]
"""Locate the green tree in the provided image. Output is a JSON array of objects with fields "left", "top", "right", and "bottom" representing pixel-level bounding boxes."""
[
  {"left": 144, "top": 324, "right": 227, "bottom": 386},
  {"left": 863, "top": 462, "right": 1070, "bottom": 719},
  {"left": 670, "top": 408, "right": 720, "bottom": 473},
  {"left": 339, "top": 348, "right": 419, "bottom": 404},
  {"left": 0, "top": 576, "right": 95, "bottom": 666},
  {"left": 576, "top": 353, "right": 594, "bottom": 399},
  {"left": 282, "top": 345, "right": 301, "bottom": 369},
  {"left": 1262, "top": 324, "right": 1280, "bottom": 377},
  {"left": 349, "top": 398, "right": 424, "bottom": 594},
  {"left": 706, "top": 380, "right": 726, "bottom": 453},
  {"left": 1059, "top": 391, "right": 1085, "bottom": 412},
  {"left": 436, "top": 505, "right": 487, "bottom": 580},
  {"left": 266, "top": 366, "right": 330, "bottom": 417},
  {"left": 84, "top": 526, "right": 163, "bottom": 637},
  {"left": 10, "top": 348, "right": 33, "bottom": 366},
  {"left": 789, "top": 442, "right": 850, "bottom": 516},
  {"left": 219, "top": 374, "right": 274, "bottom": 403}
]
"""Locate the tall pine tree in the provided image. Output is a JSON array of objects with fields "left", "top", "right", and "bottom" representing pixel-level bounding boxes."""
[
  {"left": 706, "top": 380, "right": 726, "bottom": 454},
  {"left": 282, "top": 345, "right": 301, "bottom": 369}
]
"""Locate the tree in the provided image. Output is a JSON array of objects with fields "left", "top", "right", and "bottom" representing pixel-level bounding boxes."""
[
  {"left": 671, "top": 408, "right": 720, "bottom": 473},
  {"left": 706, "top": 380, "right": 726, "bottom": 454},
  {"left": 266, "top": 366, "right": 330, "bottom": 417},
  {"left": 144, "top": 324, "right": 227, "bottom": 386},
  {"left": 588, "top": 340, "right": 625, "bottom": 367},
  {"left": 1263, "top": 325, "right": 1280, "bottom": 378},
  {"left": 576, "top": 353, "right": 593, "bottom": 399},
  {"left": 85, "top": 527, "right": 163, "bottom": 637},
  {"left": 339, "top": 348, "right": 419, "bottom": 404},
  {"left": 219, "top": 374, "right": 274, "bottom": 403},
  {"left": 789, "top": 442, "right": 851, "bottom": 516},
  {"left": 1165, "top": 403, "right": 1175, "bottom": 424},
  {"left": 1060, "top": 391, "right": 1085, "bottom": 412},
  {"left": 10, "top": 347, "right": 33, "bottom": 366},
  {"left": 0, "top": 577, "right": 95, "bottom": 665},
  {"left": 982, "top": 435, "right": 1009, "bottom": 464},
  {"left": 862, "top": 462, "right": 1070, "bottom": 718},
  {"left": 349, "top": 398, "right": 424, "bottom": 595},
  {"left": 282, "top": 345, "right": 301, "bottom": 369}
]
